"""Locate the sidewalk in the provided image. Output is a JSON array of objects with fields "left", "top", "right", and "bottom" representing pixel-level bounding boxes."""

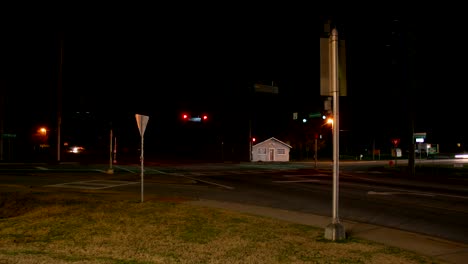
[
  {"left": 187, "top": 199, "right": 468, "bottom": 264},
  {"left": 181, "top": 161, "right": 468, "bottom": 263}
]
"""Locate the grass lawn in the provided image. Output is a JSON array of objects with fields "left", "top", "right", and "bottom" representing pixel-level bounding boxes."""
[{"left": 0, "top": 190, "right": 444, "bottom": 264}]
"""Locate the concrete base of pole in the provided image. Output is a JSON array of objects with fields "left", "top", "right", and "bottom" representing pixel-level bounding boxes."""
[
  {"left": 106, "top": 169, "right": 114, "bottom": 174},
  {"left": 324, "top": 222, "right": 346, "bottom": 241}
]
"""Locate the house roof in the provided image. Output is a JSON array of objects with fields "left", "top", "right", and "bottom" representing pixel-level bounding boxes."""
[{"left": 253, "top": 137, "right": 292, "bottom": 149}]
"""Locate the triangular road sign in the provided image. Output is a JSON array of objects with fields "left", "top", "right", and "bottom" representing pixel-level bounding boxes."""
[{"left": 135, "top": 114, "right": 149, "bottom": 137}]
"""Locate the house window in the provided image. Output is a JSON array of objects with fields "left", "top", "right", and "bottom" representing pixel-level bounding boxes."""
[
  {"left": 258, "top": 148, "right": 266, "bottom": 154},
  {"left": 277, "top": 148, "right": 285, "bottom": 155}
]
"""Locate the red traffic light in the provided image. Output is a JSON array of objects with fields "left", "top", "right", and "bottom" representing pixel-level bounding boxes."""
[
  {"left": 252, "top": 137, "right": 256, "bottom": 142},
  {"left": 181, "top": 112, "right": 209, "bottom": 122}
]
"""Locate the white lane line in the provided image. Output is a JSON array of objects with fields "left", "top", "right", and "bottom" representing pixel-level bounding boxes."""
[
  {"left": 48, "top": 184, "right": 100, "bottom": 190},
  {"left": 145, "top": 168, "right": 169, "bottom": 174},
  {"left": 273, "top": 179, "right": 321, "bottom": 183},
  {"left": 190, "top": 171, "right": 221, "bottom": 176},
  {"left": 367, "top": 191, "right": 435, "bottom": 197},
  {"left": 36, "top": 167, "right": 48, "bottom": 170},
  {"left": 172, "top": 174, "right": 234, "bottom": 190},
  {"left": 186, "top": 172, "right": 206, "bottom": 176},
  {"left": 340, "top": 173, "right": 386, "bottom": 182},
  {"left": 359, "top": 184, "right": 468, "bottom": 199},
  {"left": 45, "top": 180, "right": 139, "bottom": 190},
  {"left": 226, "top": 171, "right": 245, "bottom": 174},
  {"left": 114, "top": 165, "right": 138, "bottom": 173},
  {"left": 283, "top": 174, "right": 329, "bottom": 177}
]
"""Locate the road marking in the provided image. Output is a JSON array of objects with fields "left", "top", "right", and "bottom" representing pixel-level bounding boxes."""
[
  {"left": 172, "top": 174, "right": 234, "bottom": 190},
  {"left": 283, "top": 174, "right": 329, "bottom": 177},
  {"left": 365, "top": 187, "right": 468, "bottom": 199},
  {"left": 273, "top": 179, "right": 321, "bottom": 183},
  {"left": 46, "top": 180, "right": 139, "bottom": 190},
  {"left": 114, "top": 165, "right": 139, "bottom": 173},
  {"left": 35, "top": 167, "right": 48, "bottom": 170},
  {"left": 187, "top": 172, "right": 205, "bottom": 176},
  {"left": 226, "top": 171, "right": 245, "bottom": 174},
  {"left": 340, "top": 173, "right": 383, "bottom": 181},
  {"left": 191, "top": 171, "right": 222, "bottom": 176},
  {"left": 145, "top": 168, "right": 170, "bottom": 174},
  {"left": 367, "top": 191, "right": 435, "bottom": 197}
]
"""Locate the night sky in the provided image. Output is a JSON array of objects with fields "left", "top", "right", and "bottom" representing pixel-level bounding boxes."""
[{"left": 1, "top": 13, "right": 467, "bottom": 161}]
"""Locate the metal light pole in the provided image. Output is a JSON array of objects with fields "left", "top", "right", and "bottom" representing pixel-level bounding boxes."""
[
  {"left": 107, "top": 128, "right": 114, "bottom": 174},
  {"left": 314, "top": 136, "right": 318, "bottom": 168},
  {"left": 113, "top": 136, "right": 117, "bottom": 164},
  {"left": 57, "top": 37, "right": 63, "bottom": 162},
  {"left": 324, "top": 28, "right": 346, "bottom": 241},
  {"left": 249, "top": 119, "right": 252, "bottom": 161}
]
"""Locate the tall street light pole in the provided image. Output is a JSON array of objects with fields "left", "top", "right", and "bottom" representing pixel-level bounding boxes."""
[
  {"left": 57, "top": 34, "right": 63, "bottom": 162},
  {"left": 324, "top": 28, "right": 346, "bottom": 241}
]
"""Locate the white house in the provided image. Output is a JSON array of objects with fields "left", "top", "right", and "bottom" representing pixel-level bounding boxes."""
[{"left": 251, "top": 137, "right": 292, "bottom": 162}]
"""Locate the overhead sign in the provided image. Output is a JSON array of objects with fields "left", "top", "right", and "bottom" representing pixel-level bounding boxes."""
[
  {"left": 413, "top": 132, "right": 426, "bottom": 138},
  {"left": 254, "top": 83, "right": 279, "bottom": 94},
  {"left": 413, "top": 132, "right": 426, "bottom": 143},
  {"left": 135, "top": 114, "right": 149, "bottom": 137}
]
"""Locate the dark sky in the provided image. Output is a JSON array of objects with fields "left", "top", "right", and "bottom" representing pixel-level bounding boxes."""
[{"left": 1, "top": 13, "right": 467, "bottom": 156}]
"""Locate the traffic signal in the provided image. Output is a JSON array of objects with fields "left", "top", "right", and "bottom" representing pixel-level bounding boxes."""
[
  {"left": 181, "top": 112, "right": 209, "bottom": 122},
  {"left": 252, "top": 137, "right": 256, "bottom": 143}
]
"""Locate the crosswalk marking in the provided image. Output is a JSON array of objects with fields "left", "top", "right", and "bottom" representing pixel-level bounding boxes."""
[{"left": 45, "top": 180, "right": 139, "bottom": 190}]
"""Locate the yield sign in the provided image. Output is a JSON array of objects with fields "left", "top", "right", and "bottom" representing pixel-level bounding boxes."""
[
  {"left": 135, "top": 114, "right": 149, "bottom": 137},
  {"left": 391, "top": 138, "right": 400, "bottom": 147}
]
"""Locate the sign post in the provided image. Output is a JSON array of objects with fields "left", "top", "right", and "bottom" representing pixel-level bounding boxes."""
[
  {"left": 135, "top": 114, "right": 149, "bottom": 203},
  {"left": 314, "top": 133, "right": 318, "bottom": 169},
  {"left": 324, "top": 28, "right": 346, "bottom": 241},
  {"left": 391, "top": 138, "right": 400, "bottom": 166},
  {"left": 106, "top": 128, "right": 114, "bottom": 174}
]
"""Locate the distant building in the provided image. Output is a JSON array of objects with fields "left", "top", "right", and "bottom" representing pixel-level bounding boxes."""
[{"left": 251, "top": 137, "right": 292, "bottom": 162}]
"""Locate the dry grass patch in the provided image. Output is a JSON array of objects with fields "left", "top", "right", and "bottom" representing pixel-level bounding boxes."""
[{"left": 0, "top": 190, "right": 445, "bottom": 263}]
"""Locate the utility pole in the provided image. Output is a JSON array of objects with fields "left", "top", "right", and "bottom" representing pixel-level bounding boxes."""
[
  {"left": 398, "top": 17, "right": 416, "bottom": 177},
  {"left": 314, "top": 135, "right": 318, "bottom": 168},
  {"left": 0, "top": 93, "right": 4, "bottom": 161},
  {"left": 249, "top": 119, "right": 252, "bottom": 161},
  {"left": 107, "top": 128, "right": 114, "bottom": 174},
  {"left": 407, "top": 23, "right": 416, "bottom": 177},
  {"left": 248, "top": 83, "right": 253, "bottom": 162},
  {"left": 57, "top": 34, "right": 63, "bottom": 162},
  {"left": 408, "top": 112, "right": 415, "bottom": 176}
]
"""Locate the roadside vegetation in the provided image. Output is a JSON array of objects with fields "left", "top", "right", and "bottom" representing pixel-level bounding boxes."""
[{"left": 0, "top": 190, "right": 444, "bottom": 264}]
